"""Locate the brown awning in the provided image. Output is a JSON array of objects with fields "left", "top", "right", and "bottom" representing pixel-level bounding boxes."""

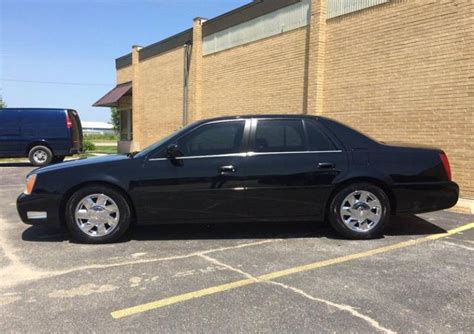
[{"left": 93, "top": 82, "right": 132, "bottom": 107}]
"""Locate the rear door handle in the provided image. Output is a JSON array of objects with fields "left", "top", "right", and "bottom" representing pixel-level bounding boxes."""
[
  {"left": 317, "top": 162, "right": 335, "bottom": 169},
  {"left": 219, "top": 165, "right": 236, "bottom": 174}
]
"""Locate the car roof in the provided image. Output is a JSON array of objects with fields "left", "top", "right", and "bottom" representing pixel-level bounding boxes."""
[{"left": 201, "top": 114, "right": 320, "bottom": 122}]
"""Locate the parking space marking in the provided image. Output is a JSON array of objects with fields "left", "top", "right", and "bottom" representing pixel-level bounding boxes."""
[{"left": 111, "top": 222, "right": 474, "bottom": 319}]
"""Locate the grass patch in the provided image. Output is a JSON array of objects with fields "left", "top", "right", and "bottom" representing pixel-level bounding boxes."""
[
  {"left": 84, "top": 133, "right": 118, "bottom": 141},
  {"left": 92, "top": 145, "right": 117, "bottom": 155}
]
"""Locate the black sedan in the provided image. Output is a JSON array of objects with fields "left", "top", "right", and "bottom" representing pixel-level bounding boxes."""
[{"left": 17, "top": 115, "right": 459, "bottom": 243}]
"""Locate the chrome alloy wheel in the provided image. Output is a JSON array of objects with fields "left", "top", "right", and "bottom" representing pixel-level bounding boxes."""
[
  {"left": 33, "top": 150, "right": 48, "bottom": 164},
  {"left": 340, "top": 190, "right": 382, "bottom": 232},
  {"left": 74, "top": 194, "right": 120, "bottom": 237}
]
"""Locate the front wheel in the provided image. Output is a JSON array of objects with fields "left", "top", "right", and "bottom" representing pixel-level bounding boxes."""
[
  {"left": 328, "top": 183, "right": 390, "bottom": 239},
  {"left": 65, "top": 185, "right": 132, "bottom": 244}
]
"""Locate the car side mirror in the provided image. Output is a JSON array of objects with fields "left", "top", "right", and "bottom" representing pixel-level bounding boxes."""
[{"left": 166, "top": 144, "right": 181, "bottom": 159}]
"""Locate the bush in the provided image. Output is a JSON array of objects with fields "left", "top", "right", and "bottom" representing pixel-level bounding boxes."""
[{"left": 83, "top": 139, "right": 96, "bottom": 152}]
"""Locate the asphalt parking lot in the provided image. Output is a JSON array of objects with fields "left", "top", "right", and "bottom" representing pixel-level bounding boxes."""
[{"left": 1, "top": 163, "right": 473, "bottom": 333}]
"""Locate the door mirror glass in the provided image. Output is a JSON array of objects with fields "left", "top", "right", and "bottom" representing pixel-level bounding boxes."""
[{"left": 166, "top": 144, "right": 182, "bottom": 159}]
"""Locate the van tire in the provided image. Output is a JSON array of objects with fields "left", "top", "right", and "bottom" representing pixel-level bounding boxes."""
[{"left": 28, "top": 145, "right": 53, "bottom": 166}]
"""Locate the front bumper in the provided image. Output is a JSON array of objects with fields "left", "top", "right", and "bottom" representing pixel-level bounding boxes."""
[
  {"left": 393, "top": 181, "right": 459, "bottom": 214},
  {"left": 17, "top": 193, "right": 63, "bottom": 226}
]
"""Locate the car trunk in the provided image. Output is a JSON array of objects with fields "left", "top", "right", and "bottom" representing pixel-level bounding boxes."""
[{"left": 67, "top": 109, "right": 83, "bottom": 153}]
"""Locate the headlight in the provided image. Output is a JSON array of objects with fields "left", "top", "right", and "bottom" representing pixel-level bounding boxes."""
[{"left": 24, "top": 174, "right": 37, "bottom": 195}]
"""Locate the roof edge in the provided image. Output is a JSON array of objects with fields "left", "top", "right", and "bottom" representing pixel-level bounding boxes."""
[{"left": 202, "top": 0, "right": 301, "bottom": 37}]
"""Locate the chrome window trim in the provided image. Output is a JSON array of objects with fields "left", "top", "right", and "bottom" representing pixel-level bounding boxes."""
[
  {"left": 247, "top": 150, "right": 342, "bottom": 156},
  {"left": 148, "top": 150, "right": 342, "bottom": 161}
]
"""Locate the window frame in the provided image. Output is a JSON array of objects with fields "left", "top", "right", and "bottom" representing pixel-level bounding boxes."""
[{"left": 249, "top": 117, "right": 342, "bottom": 154}]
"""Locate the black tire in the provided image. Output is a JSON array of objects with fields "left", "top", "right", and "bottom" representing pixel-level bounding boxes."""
[
  {"left": 65, "top": 185, "right": 132, "bottom": 244},
  {"left": 53, "top": 155, "right": 66, "bottom": 163},
  {"left": 328, "top": 182, "right": 390, "bottom": 239},
  {"left": 28, "top": 145, "right": 53, "bottom": 166}
]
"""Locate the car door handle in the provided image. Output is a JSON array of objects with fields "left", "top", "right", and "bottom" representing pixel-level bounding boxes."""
[
  {"left": 317, "top": 162, "right": 335, "bottom": 169},
  {"left": 219, "top": 165, "right": 236, "bottom": 174}
]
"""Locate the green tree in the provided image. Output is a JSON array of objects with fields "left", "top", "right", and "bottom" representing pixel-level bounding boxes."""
[
  {"left": 0, "top": 95, "right": 6, "bottom": 108},
  {"left": 110, "top": 107, "right": 120, "bottom": 134}
]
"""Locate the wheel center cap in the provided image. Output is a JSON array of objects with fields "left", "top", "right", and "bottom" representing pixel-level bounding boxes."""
[{"left": 353, "top": 203, "right": 370, "bottom": 217}]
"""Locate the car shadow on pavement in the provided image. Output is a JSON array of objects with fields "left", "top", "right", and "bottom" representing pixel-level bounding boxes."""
[
  {"left": 21, "top": 214, "right": 447, "bottom": 243},
  {"left": 0, "top": 162, "right": 32, "bottom": 167}
]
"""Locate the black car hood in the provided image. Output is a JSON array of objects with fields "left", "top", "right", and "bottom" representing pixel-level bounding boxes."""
[{"left": 33, "top": 155, "right": 129, "bottom": 175}]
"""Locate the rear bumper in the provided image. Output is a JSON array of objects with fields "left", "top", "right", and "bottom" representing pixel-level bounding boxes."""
[
  {"left": 393, "top": 181, "right": 459, "bottom": 214},
  {"left": 17, "top": 193, "right": 62, "bottom": 226}
]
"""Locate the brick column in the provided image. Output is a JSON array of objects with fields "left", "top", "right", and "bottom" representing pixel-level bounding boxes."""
[
  {"left": 306, "top": 0, "right": 327, "bottom": 115},
  {"left": 131, "top": 45, "right": 142, "bottom": 150},
  {"left": 187, "top": 17, "right": 206, "bottom": 123}
]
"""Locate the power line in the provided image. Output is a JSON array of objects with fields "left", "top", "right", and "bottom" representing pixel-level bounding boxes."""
[{"left": 1, "top": 78, "right": 114, "bottom": 87}]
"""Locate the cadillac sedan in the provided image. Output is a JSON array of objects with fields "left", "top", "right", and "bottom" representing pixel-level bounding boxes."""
[{"left": 17, "top": 115, "right": 459, "bottom": 243}]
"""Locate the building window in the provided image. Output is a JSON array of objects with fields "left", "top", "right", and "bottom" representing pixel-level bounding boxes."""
[{"left": 120, "top": 109, "right": 133, "bottom": 141}]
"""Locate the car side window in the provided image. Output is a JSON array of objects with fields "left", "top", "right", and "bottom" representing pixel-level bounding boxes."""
[
  {"left": 177, "top": 121, "right": 245, "bottom": 157},
  {"left": 304, "top": 120, "right": 336, "bottom": 151},
  {"left": 253, "top": 119, "right": 306, "bottom": 152}
]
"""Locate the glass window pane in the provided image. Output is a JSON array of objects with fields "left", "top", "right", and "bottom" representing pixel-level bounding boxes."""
[
  {"left": 254, "top": 119, "right": 306, "bottom": 152},
  {"left": 178, "top": 121, "right": 245, "bottom": 156},
  {"left": 305, "top": 120, "right": 336, "bottom": 151}
]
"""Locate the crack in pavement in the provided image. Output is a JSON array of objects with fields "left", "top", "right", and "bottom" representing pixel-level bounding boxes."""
[
  {"left": 199, "top": 253, "right": 396, "bottom": 334},
  {"left": 0, "top": 215, "right": 283, "bottom": 289}
]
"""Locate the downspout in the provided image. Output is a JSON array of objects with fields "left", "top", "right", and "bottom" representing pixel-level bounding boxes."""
[{"left": 183, "top": 42, "right": 192, "bottom": 126}]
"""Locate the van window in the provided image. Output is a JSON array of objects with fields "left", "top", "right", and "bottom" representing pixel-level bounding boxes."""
[{"left": 253, "top": 119, "right": 306, "bottom": 152}]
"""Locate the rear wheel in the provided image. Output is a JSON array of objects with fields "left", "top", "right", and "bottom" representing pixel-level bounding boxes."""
[
  {"left": 28, "top": 145, "right": 53, "bottom": 166},
  {"left": 65, "top": 185, "right": 131, "bottom": 244},
  {"left": 328, "top": 182, "right": 390, "bottom": 239}
]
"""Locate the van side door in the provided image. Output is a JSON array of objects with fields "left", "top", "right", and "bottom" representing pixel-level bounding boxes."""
[{"left": 0, "top": 109, "right": 22, "bottom": 156}]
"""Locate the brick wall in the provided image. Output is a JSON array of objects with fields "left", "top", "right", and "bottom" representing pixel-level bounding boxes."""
[
  {"left": 136, "top": 48, "right": 184, "bottom": 148},
  {"left": 116, "top": 66, "right": 132, "bottom": 85},
  {"left": 323, "top": 0, "right": 474, "bottom": 197},
  {"left": 202, "top": 27, "right": 309, "bottom": 118}
]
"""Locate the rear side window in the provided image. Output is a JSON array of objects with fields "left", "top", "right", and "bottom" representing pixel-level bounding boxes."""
[
  {"left": 305, "top": 120, "right": 336, "bottom": 151},
  {"left": 178, "top": 121, "right": 245, "bottom": 156},
  {"left": 253, "top": 119, "right": 306, "bottom": 152}
]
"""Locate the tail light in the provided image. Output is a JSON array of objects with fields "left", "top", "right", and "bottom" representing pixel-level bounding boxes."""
[
  {"left": 439, "top": 152, "right": 452, "bottom": 181},
  {"left": 66, "top": 112, "right": 72, "bottom": 129}
]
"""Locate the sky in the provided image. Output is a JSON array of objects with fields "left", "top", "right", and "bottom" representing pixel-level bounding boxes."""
[{"left": 0, "top": 0, "right": 248, "bottom": 122}]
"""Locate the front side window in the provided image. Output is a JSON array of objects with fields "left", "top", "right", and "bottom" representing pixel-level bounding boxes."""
[
  {"left": 253, "top": 119, "right": 306, "bottom": 152},
  {"left": 177, "top": 121, "right": 245, "bottom": 156}
]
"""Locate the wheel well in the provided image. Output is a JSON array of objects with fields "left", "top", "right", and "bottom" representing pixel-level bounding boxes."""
[
  {"left": 27, "top": 141, "right": 53, "bottom": 155},
  {"left": 326, "top": 177, "right": 397, "bottom": 215},
  {"left": 58, "top": 181, "right": 137, "bottom": 226}
]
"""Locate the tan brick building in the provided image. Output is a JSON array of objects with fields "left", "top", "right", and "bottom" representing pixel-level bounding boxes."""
[{"left": 94, "top": 0, "right": 474, "bottom": 199}]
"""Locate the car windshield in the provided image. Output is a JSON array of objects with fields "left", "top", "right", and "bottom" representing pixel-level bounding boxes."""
[{"left": 134, "top": 122, "right": 196, "bottom": 158}]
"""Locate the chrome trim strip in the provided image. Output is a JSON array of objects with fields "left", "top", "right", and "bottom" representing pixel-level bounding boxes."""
[
  {"left": 148, "top": 150, "right": 342, "bottom": 161},
  {"left": 247, "top": 150, "right": 342, "bottom": 156}
]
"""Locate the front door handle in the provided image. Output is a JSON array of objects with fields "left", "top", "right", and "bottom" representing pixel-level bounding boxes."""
[
  {"left": 317, "top": 162, "right": 335, "bottom": 169},
  {"left": 219, "top": 165, "right": 236, "bottom": 174}
]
